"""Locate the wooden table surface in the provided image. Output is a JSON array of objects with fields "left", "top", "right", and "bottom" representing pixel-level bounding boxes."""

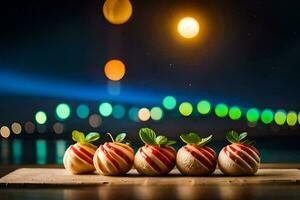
[{"left": 1, "top": 164, "right": 300, "bottom": 200}]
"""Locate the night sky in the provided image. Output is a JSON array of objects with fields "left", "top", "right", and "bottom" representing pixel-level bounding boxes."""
[{"left": 0, "top": 0, "right": 299, "bottom": 139}]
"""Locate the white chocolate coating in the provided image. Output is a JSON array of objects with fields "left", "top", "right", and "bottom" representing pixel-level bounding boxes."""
[
  {"left": 63, "top": 143, "right": 97, "bottom": 174},
  {"left": 218, "top": 143, "right": 260, "bottom": 176},
  {"left": 176, "top": 144, "right": 217, "bottom": 175},
  {"left": 134, "top": 144, "right": 176, "bottom": 176},
  {"left": 93, "top": 142, "right": 134, "bottom": 176}
]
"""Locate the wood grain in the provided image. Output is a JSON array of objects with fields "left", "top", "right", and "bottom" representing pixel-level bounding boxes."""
[{"left": 0, "top": 168, "right": 299, "bottom": 187}]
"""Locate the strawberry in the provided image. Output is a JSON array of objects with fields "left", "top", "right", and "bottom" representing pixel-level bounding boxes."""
[
  {"left": 93, "top": 132, "right": 134, "bottom": 175},
  {"left": 177, "top": 133, "right": 217, "bottom": 175},
  {"left": 218, "top": 131, "right": 261, "bottom": 175},
  {"left": 134, "top": 128, "right": 177, "bottom": 176},
  {"left": 63, "top": 130, "right": 100, "bottom": 174}
]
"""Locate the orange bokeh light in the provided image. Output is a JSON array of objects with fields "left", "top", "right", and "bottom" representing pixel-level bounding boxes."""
[{"left": 104, "top": 59, "right": 126, "bottom": 81}]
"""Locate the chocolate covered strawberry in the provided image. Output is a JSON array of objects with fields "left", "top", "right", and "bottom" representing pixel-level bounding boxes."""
[
  {"left": 134, "top": 128, "right": 177, "bottom": 176},
  {"left": 63, "top": 130, "right": 100, "bottom": 174},
  {"left": 176, "top": 133, "right": 217, "bottom": 175},
  {"left": 218, "top": 131, "right": 261, "bottom": 176},
  {"left": 93, "top": 132, "right": 134, "bottom": 176}
]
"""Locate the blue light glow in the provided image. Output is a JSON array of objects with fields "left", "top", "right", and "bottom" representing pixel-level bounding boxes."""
[
  {"left": 76, "top": 104, "right": 90, "bottom": 119},
  {"left": 112, "top": 104, "right": 126, "bottom": 119}
]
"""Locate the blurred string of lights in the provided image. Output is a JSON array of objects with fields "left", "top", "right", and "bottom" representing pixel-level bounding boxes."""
[{"left": 1, "top": 96, "right": 300, "bottom": 139}]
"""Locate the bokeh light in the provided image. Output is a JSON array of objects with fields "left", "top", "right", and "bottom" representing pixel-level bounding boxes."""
[
  {"left": 162, "top": 96, "right": 177, "bottom": 110},
  {"left": 261, "top": 109, "right": 274, "bottom": 124},
  {"left": 11, "top": 122, "right": 22, "bottom": 134},
  {"left": 150, "top": 107, "right": 164, "bottom": 121},
  {"left": 299, "top": 112, "right": 300, "bottom": 124},
  {"left": 36, "top": 139, "right": 47, "bottom": 164},
  {"left": 179, "top": 102, "right": 193, "bottom": 116},
  {"left": 177, "top": 17, "right": 200, "bottom": 39},
  {"left": 99, "top": 102, "right": 113, "bottom": 117},
  {"left": 112, "top": 104, "right": 126, "bottom": 119},
  {"left": 103, "top": 0, "right": 133, "bottom": 25},
  {"left": 55, "top": 140, "right": 66, "bottom": 164},
  {"left": 104, "top": 59, "right": 126, "bottom": 81},
  {"left": 53, "top": 122, "right": 64, "bottom": 134},
  {"left": 274, "top": 110, "right": 287, "bottom": 125},
  {"left": 197, "top": 100, "right": 211, "bottom": 115},
  {"left": 0, "top": 126, "right": 10, "bottom": 138},
  {"left": 107, "top": 80, "right": 121, "bottom": 95},
  {"left": 214, "top": 103, "right": 228, "bottom": 118},
  {"left": 56, "top": 103, "right": 71, "bottom": 120},
  {"left": 24, "top": 122, "right": 35, "bottom": 134},
  {"left": 128, "top": 107, "right": 139, "bottom": 122},
  {"left": 286, "top": 111, "right": 297, "bottom": 126},
  {"left": 138, "top": 108, "right": 151, "bottom": 121},
  {"left": 76, "top": 104, "right": 90, "bottom": 119},
  {"left": 246, "top": 108, "right": 260, "bottom": 122},
  {"left": 228, "top": 106, "right": 242, "bottom": 120},
  {"left": 89, "top": 114, "right": 102, "bottom": 128},
  {"left": 35, "top": 111, "right": 47, "bottom": 124},
  {"left": 12, "top": 139, "right": 22, "bottom": 164}
]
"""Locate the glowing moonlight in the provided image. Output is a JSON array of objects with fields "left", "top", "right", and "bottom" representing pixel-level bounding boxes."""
[{"left": 177, "top": 17, "right": 200, "bottom": 39}]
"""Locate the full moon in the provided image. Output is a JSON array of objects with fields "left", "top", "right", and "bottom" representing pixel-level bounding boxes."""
[{"left": 177, "top": 17, "right": 200, "bottom": 39}]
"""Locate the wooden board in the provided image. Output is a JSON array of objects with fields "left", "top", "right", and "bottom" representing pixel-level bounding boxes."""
[{"left": 0, "top": 168, "right": 300, "bottom": 187}]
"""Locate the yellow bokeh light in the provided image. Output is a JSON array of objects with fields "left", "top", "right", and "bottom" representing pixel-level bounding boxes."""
[
  {"left": 0, "top": 126, "right": 10, "bottom": 138},
  {"left": 177, "top": 17, "right": 200, "bottom": 39},
  {"left": 104, "top": 59, "right": 126, "bottom": 81},
  {"left": 138, "top": 108, "right": 150, "bottom": 121},
  {"left": 11, "top": 122, "right": 22, "bottom": 134},
  {"left": 103, "top": 0, "right": 132, "bottom": 25}
]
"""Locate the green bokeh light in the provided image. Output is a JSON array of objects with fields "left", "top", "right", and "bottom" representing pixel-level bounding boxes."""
[
  {"left": 179, "top": 102, "right": 193, "bottom": 116},
  {"left": 112, "top": 104, "right": 126, "bottom": 119},
  {"left": 274, "top": 110, "right": 286, "bottom": 125},
  {"left": 261, "top": 109, "right": 274, "bottom": 124},
  {"left": 56, "top": 103, "right": 71, "bottom": 120},
  {"left": 287, "top": 111, "right": 297, "bottom": 126},
  {"left": 12, "top": 139, "right": 22, "bottom": 164},
  {"left": 246, "top": 108, "right": 260, "bottom": 122},
  {"left": 162, "top": 96, "right": 177, "bottom": 110},
  {"left": 99, "top": 102, "right": 113, "bottom": 117},
  {"left": 55, "top": 140, "right": 66, "bottom": 164},
  {"left": 35, "top": 111, "right": 47, "bottom": 124},
  {"left": 214, "top": 103, "right": 228, "bottom": 118},
  {"left": 128, "top": 107, "right": 139, "bottom": 122},
  {"left": 150, "top": 107, "right": 164, "bottom": 121},
  {"left": 36, "top": 139, "right": 47, "bottom": 164},
  {"left": 229, "top": 106, "right": 242, "bottom": 120},
  {"left": 197, "top": 100, "right": 211, "bottom": 115},
  {"left": 76, "top": 104, "right": 89, "bottom": 119}
]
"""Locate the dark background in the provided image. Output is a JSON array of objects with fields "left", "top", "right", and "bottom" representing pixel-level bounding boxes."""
[{"left": 0, "top": 0, "right": 299, "bottom": 164}]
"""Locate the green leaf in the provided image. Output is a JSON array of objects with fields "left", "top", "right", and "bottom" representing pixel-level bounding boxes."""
[
  {"left": 72, "top": 130, "right": 85, "bottom": 143},
  {"left": 197, "top": 135, "right": 213, "bottom": 146},
  {"left": 85, "top": 132, "right": 100, "bottom": 143},
  {"left": 239, "top": 132, "right": 248, "bottom": 141},
  {"left": 226, "top": 131, "right": 256, "bottom": 145},
  {"left": 155, "top": 135, "right": 168, "bottom": 146},
  {"left": 164, "top": 140, "right": 177, "bottom": 146},
  {"left": 115, "top": 133, "right": 126, "bottom": 142},
  {"left": 242, "top": 139, "right": 255, "bottom": 145},
  {"left": 231, "top": 130, "right": 240, "bottom": 141},
  {"left": 139, "top": 128, "right": 156, "bottom": 145},
  {"left": 226, "top": 131, "right": 238, "bottom": 144},
  {"left": 180, "top": 132, "right": 201, "bottom": 144}
]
